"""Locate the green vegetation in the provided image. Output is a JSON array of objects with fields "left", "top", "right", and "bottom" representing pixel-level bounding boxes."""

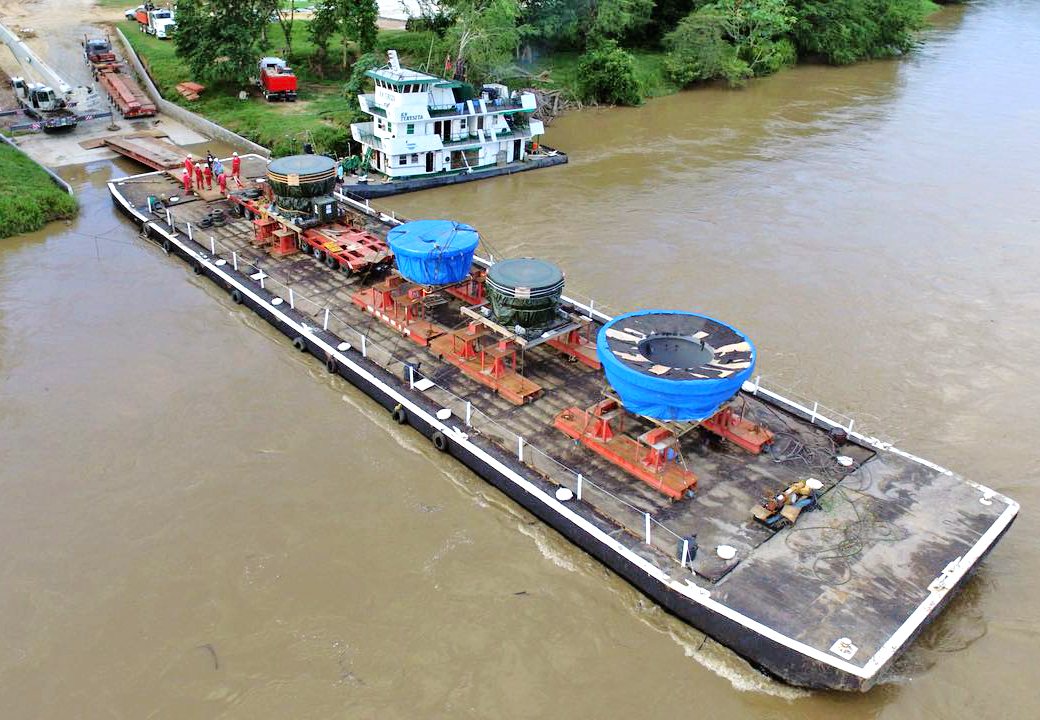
[
  {"left": 118, "top": 0, "right": 945, "bottom": 154},
  {"left": 0, "top": 144, "right": 77, "bottom": 239},
  {"left": 576, "top": 41, "right": 643, "bottom": 106}
]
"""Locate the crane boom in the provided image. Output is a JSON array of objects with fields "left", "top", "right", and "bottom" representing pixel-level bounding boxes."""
[{"left": 0, "top": 20, "right": 89, "bottom": 105}]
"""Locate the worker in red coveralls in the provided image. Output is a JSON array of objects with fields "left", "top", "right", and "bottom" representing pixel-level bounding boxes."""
[
  {"left": 184, "top": 154, "right": 194, "bottom": 175},
  {"left": 181, "top": 168, "right": 192, "bottom": 194},
  {"left": 194, "top": 162, "right": 204, "bottom": 191},
  {"left": 202, "top": 162, "right": 213, "bottom": 190},
  {"left": 217, "top": 171, "right": 227, "bottom": 195},
  {"left": 231, "top": 151, "right": 241, "bottom": 179}
]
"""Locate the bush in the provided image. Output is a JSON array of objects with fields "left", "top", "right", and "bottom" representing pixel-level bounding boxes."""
[
  {"left": 790, "top": 0, "right": 928, "bottom": 64},
  {"left": 576, "top": 40, "right": 643, "bottom": 106},
  {"left": 664, "top": 12, "right": 752, "bottom": 87},
  {"left": 664, "top": 0, "right": 797, "bottom": 88}
]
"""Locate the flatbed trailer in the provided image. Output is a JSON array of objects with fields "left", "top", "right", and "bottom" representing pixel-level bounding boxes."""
[
  {"left": 85, "top": 38, "right": 156, "bottom": 119},
  {"left": 108, "top": 155, "right": 1018, "bottom": 692}
]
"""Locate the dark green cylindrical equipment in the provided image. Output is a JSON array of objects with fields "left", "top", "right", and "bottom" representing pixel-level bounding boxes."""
[
  {"left": 267, "top": 154, "right": 337, "bottom": 217},
  {"left": 485, "top": 258, "right": 565, "bottom": 334}
]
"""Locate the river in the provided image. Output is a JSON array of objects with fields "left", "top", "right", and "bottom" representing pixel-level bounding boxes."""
[{"left": 1, "top": 1, "right": 1037, "bottom": 717}]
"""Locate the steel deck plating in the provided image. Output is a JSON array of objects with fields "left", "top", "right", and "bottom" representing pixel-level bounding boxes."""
[{"left": 108, "top": 156, "right": 1018, "bottom": 691}]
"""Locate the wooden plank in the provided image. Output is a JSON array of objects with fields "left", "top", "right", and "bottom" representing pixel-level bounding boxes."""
[{"left": 104, "top": 136, "right": 185, "bottom": 170}]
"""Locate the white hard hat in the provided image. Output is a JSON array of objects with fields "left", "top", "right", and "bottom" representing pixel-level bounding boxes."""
[{"left": 233, "top": 151, "right": 239, "bottom": 156}]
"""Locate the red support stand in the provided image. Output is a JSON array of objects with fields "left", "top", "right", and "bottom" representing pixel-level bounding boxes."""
[{"left": 554, "top": 399, "right": 697, "bottom": 500}]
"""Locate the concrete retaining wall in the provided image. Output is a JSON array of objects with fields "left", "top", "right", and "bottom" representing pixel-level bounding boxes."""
[
  {"left": 0, "top": 132, "right": 74, "bottom": 196},
  {"left": 114, "top": 28, "right": 270, "bottom": 157}
]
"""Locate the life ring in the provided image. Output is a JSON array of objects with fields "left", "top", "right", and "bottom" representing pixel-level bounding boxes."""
[
  {"left": 391, "top": 405, "right": 407, "bottom": 425},
  {"left": 326, "top": 355, "right": 337, "bottom": 373},
  {"left": 432, "top": 431, "right": 449, "bottom": 452},
  {"left": 292, "top": 336, "right": 307, "bottom": 352},
  {"left": 230, "top": 289, "right": 243, "bottom": 304},
  {"left": 325, "top": 255, "right": 338, "bottom": 270}
]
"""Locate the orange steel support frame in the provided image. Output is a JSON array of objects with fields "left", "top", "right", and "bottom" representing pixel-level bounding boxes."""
[
  {"left": 430, "top": 323, "right": 542, "bottom": 405},
  {"left": 546, "top": 323, "right": 601, "bottom": 370},
  {"left": 351, "top": 275, "right": 445, "bottom": 346},
  {"left": 701, "top": 406, "right": 774, "bottom": 454},
  {"left": 554, "top": 399, "right": 697, "bottom": 500}
]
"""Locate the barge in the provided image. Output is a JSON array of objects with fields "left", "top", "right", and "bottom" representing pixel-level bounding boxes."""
[{"left": 108, "top": 154, "right": 1018, "bottom": 691}]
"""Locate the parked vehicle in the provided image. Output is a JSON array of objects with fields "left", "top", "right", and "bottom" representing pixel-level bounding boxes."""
[
  {"left": 134, "top": 3, "right": 175, "bottom": 39},
  {"left": 257, "top": 57, "right": 297, "bottom": 102}
]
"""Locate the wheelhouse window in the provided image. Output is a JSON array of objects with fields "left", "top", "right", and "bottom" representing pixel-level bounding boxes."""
[{"left": 398, "top": 155, "right": 407, "bottom": 166}]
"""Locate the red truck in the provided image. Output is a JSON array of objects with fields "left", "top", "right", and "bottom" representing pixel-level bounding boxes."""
[{"left": 257, "top": 57, "right": 297, "bottom": 102}]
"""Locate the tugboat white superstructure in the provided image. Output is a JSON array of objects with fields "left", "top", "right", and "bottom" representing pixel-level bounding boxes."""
[{"left": 345, "top": 50, "right": 565, "bottom": 198}]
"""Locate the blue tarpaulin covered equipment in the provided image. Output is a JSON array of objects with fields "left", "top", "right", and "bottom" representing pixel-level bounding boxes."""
[
  {"left": 597, "top": 310, "right": 756, "bottom": 422},
  {"left": 387, "top": 220, "right": 480, "bottom": 286}
]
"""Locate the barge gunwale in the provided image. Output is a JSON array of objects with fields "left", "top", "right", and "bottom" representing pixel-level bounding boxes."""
[{"left": 108, "top": 159, "right": 1019, "bottom": 691}]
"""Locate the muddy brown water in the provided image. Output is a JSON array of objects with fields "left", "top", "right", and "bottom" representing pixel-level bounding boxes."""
[{"left": 1, "top": 1, "right": 1038, "bottom": 717}]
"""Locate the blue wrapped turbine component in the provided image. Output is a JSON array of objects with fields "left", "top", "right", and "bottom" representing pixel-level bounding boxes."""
[
  {"left": 596, "top": 310, "right": 756, "bottom": 422},
  {"left": 387, "top": 220, "right": 480, "bottom": 286}
]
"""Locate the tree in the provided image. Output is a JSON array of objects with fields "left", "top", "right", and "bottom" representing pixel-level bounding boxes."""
[
  {"left": 309, "top": 0, "right": 380, "bottom": 72},
  {"left": 521, "top": 0, "right": 654, "bottom": 50},
  {"left": 576, "top": 39, "right": 642, "bottom": 105},
  {"left": 274, "top": 0, "right": 297, "bottom": 57},
  {"left": 172, "top": 0, "right": 270, "bottom": 85},
  {"left": 664, "top": 0, "right": 796, "bottom": 87},
  {"left": 790, "top": 0, "right": 927, "bottom": 65},
  {"left": 664, "top": 11, "right": 750, "bottom": 87},
  {"left": 307, "top": 1, "right": 340, "bottom": 76},
  {"left": 446, "top": 0, "right": 521, "bottom": 84}
]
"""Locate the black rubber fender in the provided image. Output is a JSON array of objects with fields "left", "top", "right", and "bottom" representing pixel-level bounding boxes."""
[
  {"left": 162, "top": 238, "right": 171, "bottom": 253},
  {"left": 326, "top": 355, "right": 337, "bottom": 373},
  {"left": 230, "top": 289, "right": 243, "bottom": 304},
  {"left": 292, "top": 336, "right": 307, "bottom": 352},
  {"left": 432, "top": 431, "right": 449, "bottom": 452},
  {"left": 193, "top": 261, "right": 203, "bottom": 275},
  {"left": 391, "top": 404, "right": 407, "bottom": 425}
]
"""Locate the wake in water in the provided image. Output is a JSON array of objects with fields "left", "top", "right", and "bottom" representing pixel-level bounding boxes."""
[{"left": 337, "top": 385, "right": 810, "bottom": 697}]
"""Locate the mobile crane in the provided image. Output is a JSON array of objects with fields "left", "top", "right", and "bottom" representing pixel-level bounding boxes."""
[{"left": 1, "top": 20, "right": 95, "bottom": 132}]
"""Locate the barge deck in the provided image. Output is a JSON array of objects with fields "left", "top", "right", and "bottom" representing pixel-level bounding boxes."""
[{"left": 108, "top": 155, "right": 1018, "bottom": 691}]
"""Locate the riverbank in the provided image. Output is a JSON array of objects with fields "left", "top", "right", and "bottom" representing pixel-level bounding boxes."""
[
  {"left": 117, "top": 1, "right": 951, "bottom": 159},
  {"left": 118, "top": 19, "right": 431, "bottom": 157},
  {"left": 0, "top": 143, "right": 76, "bottom": 238}
]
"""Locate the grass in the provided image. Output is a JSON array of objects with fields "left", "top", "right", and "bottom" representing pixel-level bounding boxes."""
[
  {"left": 119, "top": 20, "right": 444, "bottom": 155},
  {"left": 0, "top": 143, "right": 77, "bottom": 239}
]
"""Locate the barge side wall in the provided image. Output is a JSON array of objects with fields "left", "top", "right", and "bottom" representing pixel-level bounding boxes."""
[{"left": 109, "top": 182, "right": 1017, "bottom": 692}]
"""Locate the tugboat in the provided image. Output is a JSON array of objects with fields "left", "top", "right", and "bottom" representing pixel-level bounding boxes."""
[
  {"left": 343, "top": 50, "right": 567, "bottom": 198},
  {"left": 108, "top": 153, "right": 1019, "bottom": 691}
]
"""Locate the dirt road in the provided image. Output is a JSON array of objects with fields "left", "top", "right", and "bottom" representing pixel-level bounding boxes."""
[{"left": 0, "top": 0, "right": 206, "bottom": 166}]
